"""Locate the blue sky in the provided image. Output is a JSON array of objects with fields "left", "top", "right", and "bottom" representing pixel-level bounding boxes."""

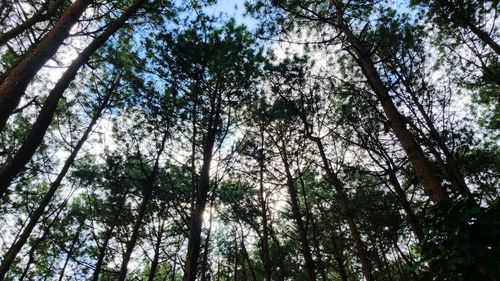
[{"left": 204, "top": 0, "right": 258, "bottom": 30}]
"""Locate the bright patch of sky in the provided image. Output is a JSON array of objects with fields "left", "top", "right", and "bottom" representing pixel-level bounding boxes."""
[{"left": 204, "top": 0, "right": 258, "bottom": 31}]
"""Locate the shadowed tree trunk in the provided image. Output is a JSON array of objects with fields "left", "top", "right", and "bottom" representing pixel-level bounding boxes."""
[
  {"left": 330, "top": 0, "right": 448, "bottom": 203},
  {"left": 258, "top": 126, "right": 272, "bottom": 281},
  {"left": 279, "top": 140, "right": 317, "bottom": 281},
  {"left": 0, "top": 0, "right": 93, "bottom": 131},
  {"left": 183, "top": 95, "right": 221, "bottom": 281},
  {"left": 92, "top": 225, "right": 115, "bottom": 281},
  {"left": 57, "top": 225, "right": 82, "bottom": 281},
  {"left": 0, "top": 88, "right": 113, "bottom": 280},
  {"left": 200, "top": 194, "right": 215, "bottom": 281},
  {"left": 148, "top": 223, "right": 165, "bottom": 281},
  {"left": 0, "top": 0, "right": 147, "bottom": 197},
  {"left": 311, "top": 135, "right": 374, "bottom": 281},
  {"left": 0, "top": 0, "right": 66, "bottom": 46},
  {"left": 118, "top": 132, "right": 168, "bottom": 281}
]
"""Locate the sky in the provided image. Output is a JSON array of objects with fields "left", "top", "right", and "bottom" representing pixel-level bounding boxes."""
[{"left": 204, "top": 0, "right": 259, "bottom": 31}]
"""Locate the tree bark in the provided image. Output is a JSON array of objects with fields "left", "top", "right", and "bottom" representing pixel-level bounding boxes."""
[
  {"left": 332, "top": 3, "right": 448, "bottom": 202},
  {"left": 0, "top": 0, "right": 93, "bottom": 131},
  {"left": 92, "top": 225, "right": 115, "bottom": 281},
  {"left": 258, "top": 126, "right": 272, "bottom": 281},
  {"left": 311, "top": 216, "right": 328, "bottom": 281},
  {"left": 183, "top": 95, "right": 221, "bottom": 281},
  {"left": 464, "top": 20, "right": 500, "bottom": 55},
  {"left": 118, "top": 133, "right": 168, "bottom": 281},
  {"left": 148, "top": 227, "right": 164, "bottom": 281},
  {"left": 280, "top": 140, "right": 317, "bottom": 281},
  {"left": 0, "top": 88, "right": 112, "bottom": 280},
  {"left": 200, "top": 195, "right": 215, "bottom": 281},
  {"left": 404, "top": 82, "right": 470, "bottom": 196},
  {"left": 0, "top": 0, "right": 66, "bottom": 46},
  {"left": 0, "top": 0, "right": 147, "bottom": 197},
  {"left": 317, "top": 205, "right": 349, "bottom": 281},
  {"left": 386, "top": 169, "right": 424, "bottom": 242},
  {"left": 57, "top": 226, "right": 81, "bottom": 281},
  {"left": 312, "top": 136, "right": 374, "bottom": 281}
]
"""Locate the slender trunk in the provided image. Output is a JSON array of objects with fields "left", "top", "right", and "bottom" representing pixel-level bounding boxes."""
[
  {"left": 378, "top": 240, "right": 394, "bottom": 281},
  {"left": 317, "top": 206, "right": 349, "bottom": 281},
  {"left": 0, "top": 0, "right": 66, "bottom": 46},
  {"left": 118, "top": 183, "right": 153, "bottom": 280},
  {"left": 313, "top": 137, "right": 374, "bottom": 281},
  {"left": 0, "top": 91, "right": 111, "bottom": 280},
  {"left": 190, "top": 92, "right": 198, "bottom": 218},
  {"left": 148, "top": 227, "right": 164, "bottom": 281},
  {"left": 332, "top": 5, "right": 448, "bottom": 202},
  {"left": 239, "top": 225, "right": 257, "bottom": 281},
  {"left": 19, "top": 242, "right": 36, "bottom": 281},
  {"left": 386, "top": 169, "right": 424, "bottom": 242},
  {"left": 118, "top": 133, "right": 168, "bottom": 281},
  {"left": 200, "top": 195, "right": 215, "bottom": 281},
  {"left": 0, "top": 0, "right": 147, "bottom": 196},
  {"left": 269, "top": 225, "right": 286, "bottom": 281},
  {"left": 280, "top": 141, "right": 316, "bottom": 281},
  {"left": 405, "top": 85, "right": 470, "bottom": 196},
  {"left": 183, "top": 96, "right": 221, "bottom": 281},
  {"left": 92, "top": 225, "right": 115, "bottom": 281},
  {"left": 233, "top": 230, "right": 239, "bottom": 281},
  {"left": 311, "top": 216, "right": 328, "bottom": 281},
  {"left": 19, "top": 190, "right": 74, "bottom": 281},
  {"left": 0, "top": 0, "right": 93, "bottom": 130},
  {"left": 466, "top": 22, "right": 500, "bottom": 55},
  {"left": 330, "top": 235, "right": 349, "bottom": 281},
  {"left": 57, "top": 226, "right": 81, "bottom": 281},
  {"left": 171, "top": 255, "right": 177, "bottom": 281},
  {"left": 258, "top": 127, "right": 272, "bottom": 281}
]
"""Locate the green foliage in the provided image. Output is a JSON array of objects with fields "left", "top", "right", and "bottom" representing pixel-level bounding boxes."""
[{"left": 416, "top": 197, "right": 500, "bottom": 280}]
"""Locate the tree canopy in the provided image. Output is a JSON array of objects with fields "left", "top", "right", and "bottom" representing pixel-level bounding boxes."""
[{"left": 0, "top": 0, "right": 498, "bottom": 280}]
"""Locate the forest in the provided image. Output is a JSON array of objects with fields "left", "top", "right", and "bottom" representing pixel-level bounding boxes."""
[{"left": 0, "top": 0, "right": 498, "bottom": 280}]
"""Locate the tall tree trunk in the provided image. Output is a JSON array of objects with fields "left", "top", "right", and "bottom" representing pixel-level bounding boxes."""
[
  {"left": 311, "top": 216, "right": 328, "bottom": 281},
  {"left": 258, "top": 126, "right": 272, "bottom": 281},
  {"left": 403, "top": 82, "right": 470, "bottom": 196},
  {"left": 92, "top": 225, "right": 115, "bottom": 281},
  {"left": 118, "top": 133, "right": 168, "bottom": 281},
  {"left": 312, "top": 136, "right": 374, "bottom": 281},
  {"left": 280, "top": 141, "right": 317, "bottom": 281},
  {"left": 241, "top": 234, "right": 257, "bottom": 281},
  {"left": 57, "top": 225, "right": 82, "bottom": 281},
  {"left": 331, "top": 2, "right": 448, "bottom": 202},
  {"left": 0, "top": 89, "right": 112, "bottom": 280},
  {"left": 183, "top": 96, "right": 221, "bottom": 281},
  {"left": 0, "top": 0, "right": 147, "bottom": 196},
  {"left": 386, "top": 169, "right": 424, "bottom": 242},
  {"left": 200, "top": 195, "right": 215, "bottom": 281},
  {"left": 465, "top": 22, "right": 500, "bottom": 55},
  {"left": 269, "top": 225, "right": 286, "bottom": 281},
  {"left": 0, "top": 0, "right": 66, "bottom": 46},
  {"left": 148, "top": 226, "right": 165, "bottom": 281},
  {"left": 0, "top": 0, "right": 93, "bottom": 131},
  {"left": 317, "top": 201, "right": 349, "bottom": 281}
]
